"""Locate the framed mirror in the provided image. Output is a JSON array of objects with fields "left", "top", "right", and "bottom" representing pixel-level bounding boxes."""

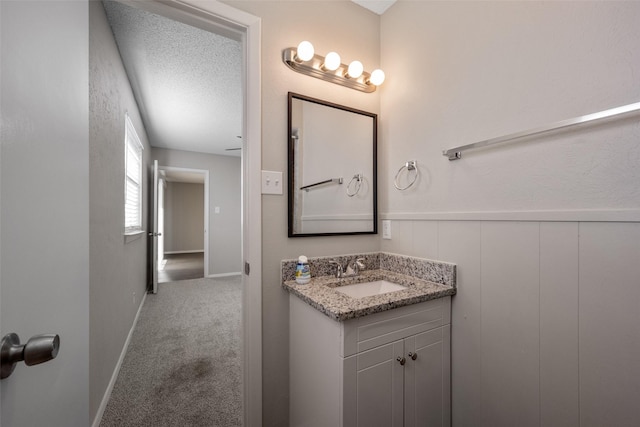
[{"left": 288, "top": 92, "right": 377, "bottom": 237}]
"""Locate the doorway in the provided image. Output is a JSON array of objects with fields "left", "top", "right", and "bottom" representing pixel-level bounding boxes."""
[
  {"left": 157, "top": 167, "right": 209, "bottom": 283},
  {"left": 99, "top": 1, "right": 262, "bottom": 425}
]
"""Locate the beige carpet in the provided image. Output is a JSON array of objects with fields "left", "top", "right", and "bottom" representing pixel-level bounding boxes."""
[{"left": 100, "top": 276, "right": 242, "bottom": 426}]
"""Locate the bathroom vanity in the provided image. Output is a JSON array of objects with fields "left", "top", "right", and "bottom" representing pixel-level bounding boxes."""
[{"left": 282, "top": 253, "right": 456, "bottom": 427}]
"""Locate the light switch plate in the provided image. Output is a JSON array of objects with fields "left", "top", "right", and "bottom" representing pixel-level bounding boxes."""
[
  {"left": 261, "top": 170, "right": 283, "bottom": 195},
  {"left": 382, "top": 220, "right": 392, "bottom": 239}
]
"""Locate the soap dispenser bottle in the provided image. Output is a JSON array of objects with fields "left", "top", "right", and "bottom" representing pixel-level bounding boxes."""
[{"left": 295, "top": 255, "right": 311, "bottom": 284}]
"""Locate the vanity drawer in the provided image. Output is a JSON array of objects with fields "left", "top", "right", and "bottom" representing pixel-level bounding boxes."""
[{"left": 341, "top": 296, "right": 451, "bottom": 357}]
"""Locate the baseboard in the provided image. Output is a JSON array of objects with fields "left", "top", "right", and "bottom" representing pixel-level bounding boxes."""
[
  {"left": 207, "top": 272, "right": 242, "bottom": 278},
  {"left": 91, "top": 291, "right": 148, "bottom": 427},
  {"left": 164, "top": 250, "right": 204, "bottom": 254}
]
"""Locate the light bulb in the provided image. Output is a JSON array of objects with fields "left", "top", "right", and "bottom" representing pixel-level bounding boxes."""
[
  {"left": 322, "top": 52, "right": 341, "bottom": 71},
  {"left": 347, "top": 60, "right": 364, "bottom": 79},
  {"left": 369, "top": 69, "right": 385, "bottom": 86},
  {"left": 296, "top": 41, "right": 314, "bottom": 62}
]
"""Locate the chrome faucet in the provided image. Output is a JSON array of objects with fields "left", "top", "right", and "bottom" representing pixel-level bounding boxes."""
[
  {"left": 329, "top": 261, "right": 344, "bottom": 278},
  {"left": 330, "top": 258, "right": 365, "bottom": 278},
  {"left": 346, "top": 258, "right": 366, "bottom": 276}
]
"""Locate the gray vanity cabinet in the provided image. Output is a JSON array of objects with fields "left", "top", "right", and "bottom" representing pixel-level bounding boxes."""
[
  {"left": 289, "top": 295, "right": 451, "bottom": 427},
  {"left": 344, "top": 339, "right": 404, "bottom": 427},
  {"left": 344, "top": 326, "right": 450, "bottom": 427},
  {"left": 404, "top": 327, "right": 450, "bottom": 426}
]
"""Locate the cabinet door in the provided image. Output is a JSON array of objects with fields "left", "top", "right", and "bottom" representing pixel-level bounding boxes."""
[
  {"left": 404, "top": 325, "right": 451, "bottom": 427},
  {"left": 345, "top": 340, "right": 405, "bottom": 427}
]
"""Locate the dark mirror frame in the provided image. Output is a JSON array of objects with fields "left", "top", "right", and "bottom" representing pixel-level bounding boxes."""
[{"left": 287, "top": 92, "right": 378, "bottom": 237}]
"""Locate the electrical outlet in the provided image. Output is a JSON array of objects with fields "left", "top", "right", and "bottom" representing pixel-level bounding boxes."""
[
  {"left": 261, "top": 170, "right": 283, "bottom": 195},
  {"left": 382, "top": 220, "right": 392, "bottom": 239}
]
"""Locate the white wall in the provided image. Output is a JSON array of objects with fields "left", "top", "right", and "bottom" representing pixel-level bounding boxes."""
[
  {"left": 164, "top": 182, "right": 205, "bottom": 253},
  {"left": 381, "top": 1, "right": 640, "bottom": 215},
  {"left": 89, "top": 1, "right": 151, "bottom": 421},
  {"left": 223, "top": 2, "right": 381, "bottom": 424},
  {"left": 380, "top": 2, "right": 640, "bottom": 425},
  {"left": 152, "top": 148, "right": 241, "bottom": 275}
]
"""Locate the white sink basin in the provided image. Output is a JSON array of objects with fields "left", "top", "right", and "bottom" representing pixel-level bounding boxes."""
[{"left": 334, "top": 280, "right": 406, "bottom": 299}]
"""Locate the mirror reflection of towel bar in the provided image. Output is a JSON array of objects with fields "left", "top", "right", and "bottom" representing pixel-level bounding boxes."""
[
  {"left": 300, "top": 177, "right": 343, "bottom": 192},
  {"left": 347, "top": 174, "right": 363, "bottom": 197}
]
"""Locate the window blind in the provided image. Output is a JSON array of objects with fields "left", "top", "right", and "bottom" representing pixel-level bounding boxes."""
[{"left": 124, "top": 114, "right": 144, "bottom": 233}]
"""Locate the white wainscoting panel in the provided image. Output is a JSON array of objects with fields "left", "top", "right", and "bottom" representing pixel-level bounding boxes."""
[
  {"left": 380, "top": 219, "right": 412, "bottom": 254},
  {"left": 480, "top": 222, "right": 540, "bottom": 427},
  {"left": 410, "top": 220, "right": 439, "bottom": 260},
  {"left": 539, "top": 222, "right": 580, "bottom": 426},
  {"left": 381, "top": 219, "right": 640, "bottom": 426},
  {"left": 578, "top": 222, "right": 640, "bottom": 426},
  {"left": 438, "top": 221, "right": 482, "bottom": 427}
]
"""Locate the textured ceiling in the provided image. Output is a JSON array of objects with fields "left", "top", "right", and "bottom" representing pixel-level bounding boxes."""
[
  {"left": 102, "top": 1, "right": 242, "bottom": 157},
  {"left": 351, "top": 0, "right": 397, "bottom": 15}
]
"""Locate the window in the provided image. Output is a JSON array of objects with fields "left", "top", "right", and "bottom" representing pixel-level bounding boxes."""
[{"left": 124, "top": 114, "right": 144, "bottom": 234}]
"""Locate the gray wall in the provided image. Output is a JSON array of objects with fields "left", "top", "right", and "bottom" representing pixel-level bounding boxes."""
[
  {"left": 152, "top": 148, "right": 241, "bottom": 276},
  {"left": 89, "top": 1, "right": 151, "bottom": 422},
  {"left": 164, "top": 182, "right": 205, "bottom": 253},
  {"left": 1, "top": 1, "right": 90, "bottom": 425},
  {"left": 380, "top": 2, "right": 640, "bottom": 426},
  {"left": 224, "top": 2, "right": 381, "bottom": 425}
]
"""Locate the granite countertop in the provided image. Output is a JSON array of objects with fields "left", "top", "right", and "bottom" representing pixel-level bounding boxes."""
[{"left": 282, "top": 259, "right": 456, "bottom": 322}]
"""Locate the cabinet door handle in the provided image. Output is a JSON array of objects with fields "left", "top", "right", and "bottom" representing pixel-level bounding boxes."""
[
  {"left": 396, "top": 356, "right": 406, "bottom": 366},
  {"left": 408, "top": 352, "right": 418, "bottom": 361}
]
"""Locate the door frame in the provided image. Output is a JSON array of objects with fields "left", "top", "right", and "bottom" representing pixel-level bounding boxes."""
[
  {"left": 157, "top": 172, "right": 166, "bottom": 268},
  {"left": 158, "top": 166, "right": 210, "bottom": 277},
  {"left": 117, "top": 0, "right": 262, "bottom": 424}
]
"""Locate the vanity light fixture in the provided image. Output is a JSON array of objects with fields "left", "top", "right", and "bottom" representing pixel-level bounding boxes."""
[
  {"left": 295, "top": 41, "right": 315, "bottom": 62},
  {"left": 346, "top": 60, "right": 364, "bottom": 79},
  {"left": 368, "top": 69, "right": 385, "bottom": 86},
  {"left": 283, "top": 41, "right": 385, "bottom": 93},
  {"left": 322, "top": 52, "right": 341, "bottom": 71}
]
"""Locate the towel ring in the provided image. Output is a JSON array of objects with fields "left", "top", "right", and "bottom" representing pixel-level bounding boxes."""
[
  {"left": 394, "top": 160, "right": 418, "bottom": 190},
  {"left": 347, "top": 174, "right": 362, "bottom": 197}
]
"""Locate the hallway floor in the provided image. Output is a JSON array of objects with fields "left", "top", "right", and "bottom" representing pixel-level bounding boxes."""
[
  {"left": 158, "top": 252, "right": 204, "bottom": 283},
  {"left": 100, "top": 276, "right": 242, "bottom": 426}
]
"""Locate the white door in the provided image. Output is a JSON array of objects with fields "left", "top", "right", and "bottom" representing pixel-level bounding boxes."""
[
  {"left": 158, "top": 177, "right": 165, "bottom": 267},
  {"left": 0, "top": 1, "right": 90, "bottom": 425},
  {"left": 149, "top": 160, "right": 160, "bottom": 294}
]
